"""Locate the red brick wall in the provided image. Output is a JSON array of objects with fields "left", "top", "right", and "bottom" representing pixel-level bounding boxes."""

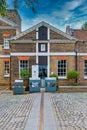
[
  {"left": 11, "top": 43, "right": 36, "bottom": 52},
  {"left": 50, "top": 30, "right": 69, "bottom": 39},
  {"left": 50, "top": 43, "right": 75, "bottom": 52},
  {"left": 17, "top": 30, "right": 36, "bottom": 40}
]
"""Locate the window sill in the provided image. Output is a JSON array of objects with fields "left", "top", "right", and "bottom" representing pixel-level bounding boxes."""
[
  {"left": 58, "top": 77, "right": 67, "bottom": 79},
  {"left": 84, "top": 77, "right": 87, "bottom": 79},
  {"left": 4, "top": 75, "right": 10, "bottom": 77},
  {"left": 4, "top": 48, "right": 10, "bottom": 50}
]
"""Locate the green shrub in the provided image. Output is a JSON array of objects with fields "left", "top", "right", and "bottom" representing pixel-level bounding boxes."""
[
  {"left": 20, "top": 69, "right": 31, "bottom": 79},
  {"left": 67, "top": 70, "right": 80, "bottom": 86},
  {"left": 67, "top": 70, "right": 80, "bottom": 79},
  {"left": 20, "top": 69, "right": 31, "bottom": 91},
  {"left": 50, "top": 73, "right": 58, "bottom": 80}
]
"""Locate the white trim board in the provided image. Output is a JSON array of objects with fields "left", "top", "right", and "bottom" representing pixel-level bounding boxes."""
[
  {"left": 77, "top": 53, "right": 87, "bottom": 56},
  {"left": 0, "top": 55, "right": 10, "bottom": 58},
  {"left": 11, "top": 53, "right": 36, "bottom": 56},
  {"left": 10, "top": 39, "right": 76, "bottom": 43},
  {"left": 1, "top": 52, "right": 87, "bottom": 57},
  {"left": 0, "top": 26, "right": 17, "bottom": 29},
  {"left": 10, "top": 52, "right": 76, "bottom": 56}
]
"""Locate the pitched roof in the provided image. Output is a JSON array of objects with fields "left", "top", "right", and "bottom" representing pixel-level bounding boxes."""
[
  {"left": 12, "top": 21, "right": 77, "bottom": 40},
  {"left": 72, "top": 30, "right": 87, "bottom": 41},
  {"left": 0, "top": 16, "right": 18, "bottom": 27}
]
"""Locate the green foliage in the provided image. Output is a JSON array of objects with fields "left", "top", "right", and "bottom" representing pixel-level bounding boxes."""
[
  {"left": 67, "top": 70, "right": 80, "bottom": 86},
  {"left": 50, "top": 73, "right": 58, "bottom": 80},
  {"left": 67, "top": 70, "right": 80, "bottom": 79},
  {"left": 0, "top": 0, "right": 39, "bottom": 16},
  {"left": 20, "top": 69, "right": 31, "bottom": 79},
  {"left": 82, "top": 22, "right": 87, "bottom": 30},
  {"left": 0, "top": 0, "right": 7, "bottom": 16}
]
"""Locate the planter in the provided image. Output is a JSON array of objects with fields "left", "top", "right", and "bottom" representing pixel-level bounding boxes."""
[
  {"left": 29, "top": 78, "right": 40, "bottom": 92},
  {"left": 45, "top": 78, "right": 57, "bottom": 92},
  {"left": 13, "top": 80, "right": 25, "bottom": 94}
]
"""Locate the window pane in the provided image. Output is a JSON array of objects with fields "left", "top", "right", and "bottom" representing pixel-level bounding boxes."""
[
  {"left": 19, "top": 60, "right": 29, "bottom": 76},
  {"left": 58, "top": 60, "right": 66, "bottom": 77},
  {"left": 4, "top": 38, "right": 9, "bottom": 49},
  {"left": 4, "top": 61, "right": 10, "bottom": 75},
  {"left": 84, "top": 60, "right": 87, "bottom": 76}
]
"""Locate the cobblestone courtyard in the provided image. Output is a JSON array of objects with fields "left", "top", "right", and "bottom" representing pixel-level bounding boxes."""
[{"left": 0, "top": 91, "right": 87, "bottom": 130}]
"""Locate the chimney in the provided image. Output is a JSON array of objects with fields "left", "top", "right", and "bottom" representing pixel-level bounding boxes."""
[{"left": 66, "top": 25, "right": 73, "bottom": 35}]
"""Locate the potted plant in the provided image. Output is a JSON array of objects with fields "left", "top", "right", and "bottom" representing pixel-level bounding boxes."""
[
  {"left": 67, "top": 70, "right": 80, "bottom": 86},
  {"left": 20, "top": 69, "right": 31, "bottom": 91}
]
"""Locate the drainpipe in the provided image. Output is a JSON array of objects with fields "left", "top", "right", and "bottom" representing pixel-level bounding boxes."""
[
  {"left": 10, "top": 41, "right": 12, "bottom": 90},
  {"left": 75, "top": 47, "right": 78, "bottom": 83}
]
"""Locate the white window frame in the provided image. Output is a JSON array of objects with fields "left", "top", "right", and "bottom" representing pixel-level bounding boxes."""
[
  {"left": 4, "top": 38, "right": 9, "bottom": 49},
  {"left": 57, "top": 60, "right": 67, "bottom": 79},
  {"left": 84, "top": 60, "right": 87, "bottom": 79},
  {"left": 4, "top": 61, "right": 10, "bottom": 77},
  {"left": 19, "top": 60, "right": 29, "bottom": 78}
]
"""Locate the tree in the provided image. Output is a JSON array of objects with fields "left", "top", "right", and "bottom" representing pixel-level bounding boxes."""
[
  {"left": 0, "top": 0, "right": 39, "bottom": 16},
  {"left": 0, "top": 0, "right": 7, "bottom": 16},
  {"left": 82, "top": 22, "right": 87, "bottom": 30}
]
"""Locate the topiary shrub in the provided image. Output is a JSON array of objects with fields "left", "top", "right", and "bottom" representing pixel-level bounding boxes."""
[{"left": 67, "top": 70, "right": 80, "bottom": 86}]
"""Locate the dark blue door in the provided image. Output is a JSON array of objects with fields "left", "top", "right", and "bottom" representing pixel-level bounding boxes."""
[
  {"left": 39, "top": 65, "right": 47, "bottom": 78},
  {"left": 38, "top": 56, "right": 48, "bottom": 78}
]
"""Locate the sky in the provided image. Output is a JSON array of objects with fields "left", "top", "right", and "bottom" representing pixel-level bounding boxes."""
[{"left": 7, "top": 0, "right": 87, "bottom": 32}]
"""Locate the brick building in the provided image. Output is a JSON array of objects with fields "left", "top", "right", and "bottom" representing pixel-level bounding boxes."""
[
  {"left": 0, "top": 10, "right": 87, "bottom": 88},
  {"left": 0, "top": 10, "right": 21, "bottom": 87}
]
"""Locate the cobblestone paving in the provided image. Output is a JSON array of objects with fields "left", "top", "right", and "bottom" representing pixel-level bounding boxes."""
[
  {"left": 0, "top": 91, "right": 36, "bottom": 130},
  {"left": 51, "top": 93, "right": 87, "bottom": 130}
]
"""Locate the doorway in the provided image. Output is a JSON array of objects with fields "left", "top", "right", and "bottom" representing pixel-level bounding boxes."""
[
  {"left": 39, "top": 65, "right": 47, "bottom": 78},
  {"left": 38, "top": 56, "right": 48, "bottom": 78}
]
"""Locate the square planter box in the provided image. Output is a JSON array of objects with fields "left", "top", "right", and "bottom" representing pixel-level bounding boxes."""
[
  {"left": 13, "top": 80, "right": 25, "bottom": 94},
  {"left": 45, "top": 78, "right": 56, "bottom": 92},
  {"left": 29, "top": 78, "right": 40, "bottom": 92}
]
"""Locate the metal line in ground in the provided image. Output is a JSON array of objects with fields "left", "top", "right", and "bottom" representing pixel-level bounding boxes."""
[{"left": 39, "top": 92, "right": 44, "bottom": 130}]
